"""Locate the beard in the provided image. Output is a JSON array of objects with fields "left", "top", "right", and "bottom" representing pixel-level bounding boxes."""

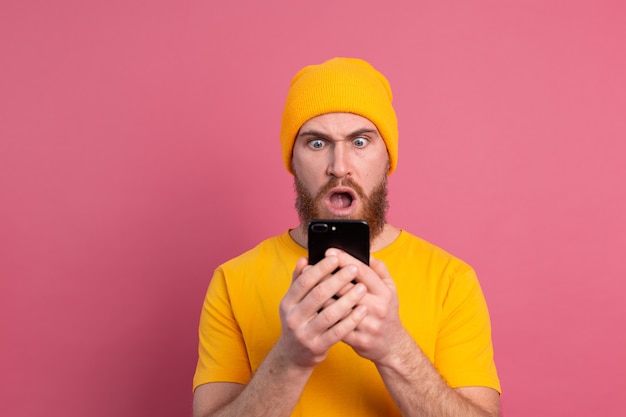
[{"left": 294, "top": 174, "right": 389, "bottom": 241}]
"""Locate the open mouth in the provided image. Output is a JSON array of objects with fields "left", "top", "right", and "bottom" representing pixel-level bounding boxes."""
[
  {"left": 330, "top": 192, "right": 354, "bottom": 209},
  {"left": 325, "top": 188, "right": 357, "bottom": 214}
]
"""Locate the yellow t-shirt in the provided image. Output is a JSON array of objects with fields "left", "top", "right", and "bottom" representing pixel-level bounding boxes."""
[{"left": 193, "top": 230, "right": 500, "bottom": 415}]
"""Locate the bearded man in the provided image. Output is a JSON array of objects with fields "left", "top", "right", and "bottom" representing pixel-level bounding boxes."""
[{"left": 192, "top": 58, "right": 501, "bottom": 417}]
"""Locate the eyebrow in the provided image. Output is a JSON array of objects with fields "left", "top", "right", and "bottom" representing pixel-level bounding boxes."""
[{"left": 297, "top": 128, "right": 379, "bottom": 139}]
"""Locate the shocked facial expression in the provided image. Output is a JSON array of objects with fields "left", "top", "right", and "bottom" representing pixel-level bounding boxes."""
[{"left": 291, "top": 113, "right": 390, "bottom": 237}]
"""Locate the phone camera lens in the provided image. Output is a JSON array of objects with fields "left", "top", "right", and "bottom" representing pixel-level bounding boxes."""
[{"left": 311, "top": 223, "right": 329, "bottom": 232}]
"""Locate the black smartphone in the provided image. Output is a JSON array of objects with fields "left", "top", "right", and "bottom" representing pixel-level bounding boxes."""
[{"left": 307, "top": 220, "right": 370, "bottom": 266}]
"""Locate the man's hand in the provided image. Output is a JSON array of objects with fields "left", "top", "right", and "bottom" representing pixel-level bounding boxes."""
[
  {"left": 277, "top": 254, "right": 368, "bottom": 369},
  {"left": 321, "top": 249, "right": 501, "bottom": 417},
  {"left": 323, "top": 249, "right": 409, "bottom": 366}
]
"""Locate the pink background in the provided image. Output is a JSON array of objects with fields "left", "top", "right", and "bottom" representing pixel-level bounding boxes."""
[{"left": 2, "top": 1, "right": 625, "bottom": 416}]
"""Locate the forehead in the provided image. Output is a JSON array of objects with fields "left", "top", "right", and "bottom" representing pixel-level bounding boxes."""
[{"left": 298, "top": 112, "right": 380, "bottom": 135}]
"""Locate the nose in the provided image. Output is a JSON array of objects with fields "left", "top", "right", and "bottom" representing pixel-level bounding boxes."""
[{"left": 326, "top": 142, "right": 351, "bottom": 178}]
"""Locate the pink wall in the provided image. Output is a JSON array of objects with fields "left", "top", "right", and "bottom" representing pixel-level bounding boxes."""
[{"left": 2, "top": 1, "right": 625, "bottom": 416}]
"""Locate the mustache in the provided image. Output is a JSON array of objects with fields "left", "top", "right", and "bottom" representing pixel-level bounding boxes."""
[
  {"left": 294, "top": 173, "right": 389, "bottom": 239},
  {"left": 315, "top": 177, "right": 366, "bottom": 200}
]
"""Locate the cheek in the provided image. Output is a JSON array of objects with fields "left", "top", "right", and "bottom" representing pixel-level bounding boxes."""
[
  {"left": 292, "top": 153, "right": 326, "bottom": 182},
  {"left": 360, "top": 154, "right": 389, "bottom": 180},
  {"left": 299, "top": 175, "right": 325, "bottom": 197},
  {"left": 293, "top": 164, "right": 324, "bottom": 195}
]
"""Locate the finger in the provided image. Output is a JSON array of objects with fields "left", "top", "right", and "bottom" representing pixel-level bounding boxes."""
[
  {"left": 318, "top": 302, "right": 368, "bottom": 346},
  {"left": 335, "top": 280, "right": 356, "bottom": 298},
  {"left": 341, "top": 322, "right": 367, "bottom": 347},
  {"left": 298, "top": 264, "right": 359, "bottom": 321},
  {"left": 326, "top": 249, "right": 387, "bottom": 293},
  {"left": 325, "top": 248, "right": 364, "bottom": 266},
  {"left": 369, "top": 257, "right": 396, "bottom": 290},
  {"left": 315, "top": 282, "right": 366, "bottom": 326},
  {"left": 318, "top": 276, "right": 359, "bottom": 311},
  {"left": 288, "top": 255, "right": 340, "bottom": 302},
  {"left": 291, "top": 257, "right": 309, "bottom": 282}
]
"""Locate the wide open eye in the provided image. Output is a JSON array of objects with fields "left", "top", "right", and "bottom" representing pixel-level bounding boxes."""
[
  {"left": 309, "top": 139, "right": 325, "bottom": 149},
  {"left": 353, "top": 137, "right": 368, "bottom": 148}
]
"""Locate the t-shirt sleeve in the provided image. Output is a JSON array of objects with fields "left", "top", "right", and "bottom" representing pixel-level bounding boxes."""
[
  {"left": 434, "top": 267, "right": 501, "bottom": 393},
  {"left": 193, "top": 267, "right": 252, "bottom": 391}
]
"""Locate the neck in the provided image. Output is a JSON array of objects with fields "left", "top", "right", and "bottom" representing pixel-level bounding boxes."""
[{"left": 289, "top": 222, "right": 401, "bottom": 252}]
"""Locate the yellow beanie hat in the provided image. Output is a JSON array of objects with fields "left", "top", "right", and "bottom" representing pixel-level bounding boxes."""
[{"left": 280, "top": 57, "right": 399, "bottom": 175}]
